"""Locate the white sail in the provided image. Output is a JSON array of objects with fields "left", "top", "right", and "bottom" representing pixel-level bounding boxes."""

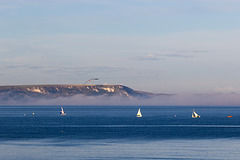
[
  {"left": 136, "top": 108, "right": 142, "bottom": 117},
  {"left": 192, "top": 109, "right": 200, "bottom": 118},
  {"left": 60, "top": 107, "right": 66, "bottom": 115}
]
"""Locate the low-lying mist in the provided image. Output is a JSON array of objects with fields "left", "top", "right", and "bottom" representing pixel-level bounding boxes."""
[{"left": 1, "top": 93, "right": 240, "bottom": 106}]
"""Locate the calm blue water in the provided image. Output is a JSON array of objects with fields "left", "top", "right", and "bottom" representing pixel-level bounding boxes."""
[{"left": 0, "top": 105, "right": 240, "bottom": 160}]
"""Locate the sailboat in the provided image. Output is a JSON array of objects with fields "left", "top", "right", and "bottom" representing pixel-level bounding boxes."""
[
  {"left": 192, "top": 109, "right": 200, "bottom": 118},
  {"left": 60, "top": 107, "right": 66, "bottom": 116},
  {"left": 136, "top": 108, "right": 142, "bottom": 117}
]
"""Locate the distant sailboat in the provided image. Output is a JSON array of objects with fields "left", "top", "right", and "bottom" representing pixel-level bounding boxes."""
[
  {"left": 192, "top": 109, "right": 200, "bottom": 118},
  {"left": 136, "top": 108, "right": 142, "bottom": 117},
  {"left": 60, "top": 107, "right": 66, "bottom": 116}
]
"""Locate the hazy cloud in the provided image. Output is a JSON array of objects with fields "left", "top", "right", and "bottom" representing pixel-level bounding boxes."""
[
  {"left": 131, "top": 50, "right": 207, "bottom": 61},
  {"left": 2, "top": 93, "right": 240, "bottom": 106},
  {"left": 215, "top": 87, "right": 240, "bottom": 93},
  {"left": 1, "top": 0, "right": 240, "bottom": 94},
  {"left": 132, "top": 54, "right": 161, "bottom": 61},
  {"left": 3, "top": 64, "right": 44, "bottom": 70},
  {"left": 43, "top": 66, "right": 122, "bottom": 75}
]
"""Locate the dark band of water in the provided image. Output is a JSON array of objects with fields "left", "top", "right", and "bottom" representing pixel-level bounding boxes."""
[{"left": 1, "top": 106, "right": 240, "bottom": 140}]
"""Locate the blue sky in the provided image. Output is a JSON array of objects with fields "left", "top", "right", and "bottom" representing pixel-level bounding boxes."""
[{"left": 1, "top": 0, "right": 240, "bottom": 94}]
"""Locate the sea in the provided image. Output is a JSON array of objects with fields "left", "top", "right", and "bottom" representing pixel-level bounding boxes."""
[{"left": 0, "top": 105, "right": 240, "bottom": 160}]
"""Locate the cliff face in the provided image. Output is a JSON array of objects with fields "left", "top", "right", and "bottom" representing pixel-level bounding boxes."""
[{"left": 0, "top": 85, "right": 152, "bottom": 103}]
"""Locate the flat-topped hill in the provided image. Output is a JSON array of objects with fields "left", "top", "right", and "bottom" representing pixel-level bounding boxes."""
[{"left": 0, "top": 84, "right": 154, "bottom": 104}]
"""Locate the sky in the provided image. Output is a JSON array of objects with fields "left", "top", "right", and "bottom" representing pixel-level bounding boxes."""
[{"left": 1, "top": 0, "right": 240, "bottom": 94}]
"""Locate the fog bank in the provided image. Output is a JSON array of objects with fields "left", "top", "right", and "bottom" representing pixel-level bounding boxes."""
[{"left": 1, "top": 93, "right": 240, "bottom": 106}]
